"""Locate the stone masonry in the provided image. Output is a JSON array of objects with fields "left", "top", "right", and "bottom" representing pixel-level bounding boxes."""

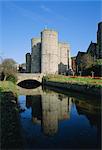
[{"left": 26, "top": 28, "right": 71, "bottom": 74}]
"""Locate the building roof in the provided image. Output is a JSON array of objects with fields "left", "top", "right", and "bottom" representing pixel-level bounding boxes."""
[
  {"left": 71, "top": 56, "right": 76, "bottom": 59},
  {"left": 77, "top": 51, "right": 86, "bottom": 56},
  {"left": 87, "top": 42, "right": 97, "bottom": 53}
]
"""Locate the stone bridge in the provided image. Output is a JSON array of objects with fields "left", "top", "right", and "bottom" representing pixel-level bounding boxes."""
[{"left": 17, "top": 73, "right": 44, "bottom": 84}]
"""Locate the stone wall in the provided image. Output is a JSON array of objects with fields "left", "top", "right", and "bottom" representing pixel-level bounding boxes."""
[
  {"left": 41, "top": 29, "right": 58, "bottom": 74},
  {"left": 31, "top": 43, "right": 41, "bottom": 73},
  {"left": 31, "top": 38, "right": 41, "bottom": 73},
  {"left": 58, "top": 42, "right": 69, "bottom": 74},
  {"left": 26, "top": 29, "right": 71, "bottom": 74},
  {"left": 31, "top": 38, "right": 41, "bottom": 48},
  {"left": 26, "top": 53, "right": 31, "bottom": 73}
]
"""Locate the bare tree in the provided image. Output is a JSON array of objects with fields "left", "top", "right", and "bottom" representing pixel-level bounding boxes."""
[{"left": 1, "top": 58, "right": 17, "bottom": 81}]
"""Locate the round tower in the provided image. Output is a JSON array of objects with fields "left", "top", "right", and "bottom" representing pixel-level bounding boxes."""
[
  {"left": 41, "top": 29, "right": 58, "bottom": 74},
  {"left": 31, "top": 38, "right": 41, "bottom": 73},
  {"left": 42, "top": 93, "right": 58, "bottom": 135},
  {"left": 31, "top": 38, "right": 41, "bottom": 48},
  {"left": 68, "top": 44, "right": 72, "bottom": 69},
  {"left": 58, "top": 42, "right": 69, "bottom": 74},
  {"left": 26, "top": 53, "right": 31, "bottom": 73}
]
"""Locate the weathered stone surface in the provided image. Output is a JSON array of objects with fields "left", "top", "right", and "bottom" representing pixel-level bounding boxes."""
[
  {"left": 41, "top": 29, "right": 58, "bottom": 74},
  {"left": 31, "top": 38, "right": 41, "bottom": 73},
  {"left": 17, "top": 73, "right": 43, "bottom": 84},
  {"left": 26, "top": 29, "right": 71, "bottom": 75},
  {"left": 26, "top": 53, "right": 31, "bottom": 73}
]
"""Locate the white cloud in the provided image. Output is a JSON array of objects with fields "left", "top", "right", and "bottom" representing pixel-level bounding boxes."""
[
  {"left": 6, "top": 2, "right": 51, "bottom": 24},
  {"left": 40, "top": 4, "right": 68, "bottom": 21},
  {"left": 40, "top": 5, "right": 52, "bottom": 13}
]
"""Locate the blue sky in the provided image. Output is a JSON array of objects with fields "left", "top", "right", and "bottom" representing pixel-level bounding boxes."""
[{"left": 0, "top": 0, "right": 102, "bottom": 64}]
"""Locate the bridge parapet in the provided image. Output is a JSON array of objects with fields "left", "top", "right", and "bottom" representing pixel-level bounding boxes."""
[{"left": 17, "top": 73, "right": 44, "bottom": 84}]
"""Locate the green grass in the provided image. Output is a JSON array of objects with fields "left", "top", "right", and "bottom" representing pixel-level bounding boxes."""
[
  {"left": 0, "top": 81, "right": 18, "bottom": 95},
  {"left": 44, "top": 75, "right": 102, "bottom": 88}
]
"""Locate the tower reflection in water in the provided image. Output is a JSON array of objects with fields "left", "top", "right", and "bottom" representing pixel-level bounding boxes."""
[{"left": 26, "top": 93, "right": 72, "bottom": 136}]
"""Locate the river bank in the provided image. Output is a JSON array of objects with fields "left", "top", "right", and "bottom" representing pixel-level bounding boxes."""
[
  {"left": 0, "top": 91, "right": 22, "bottom": 149},
  {"left": 0, "top": 76, "right": 101, "bottom": 97},
  {"left": 0, "top": 81, "right": 18, "bottom": 95},
  {"left": 0, "top": 79, "right": 101, "bottom": 149},
  {"left": 17, "top": 85, "right": 101, "bottom": 149},
  {"left": 43, "top": 75, "right": 102, "bottom": 97}
]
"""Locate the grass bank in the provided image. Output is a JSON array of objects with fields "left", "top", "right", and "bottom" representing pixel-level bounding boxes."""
[
  {"left": 0, "top": 81, "right": 18, "bottom": 95},
  {"left": 43, "top": 75, "right": 102, "bottom": 97},
  {"left": 43, "top": 75, "right": 102, "bottom": 88},
  {"left": 0, "top": 92, "right": 22, "bottom": 149}
]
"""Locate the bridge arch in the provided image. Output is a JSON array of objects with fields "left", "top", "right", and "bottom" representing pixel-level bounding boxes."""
[
  {"left": 17, "top": 73, "right": 44, "bottom": 84},
  {"left": 17, "top": 79, "right": 41, "bottom": 89}
]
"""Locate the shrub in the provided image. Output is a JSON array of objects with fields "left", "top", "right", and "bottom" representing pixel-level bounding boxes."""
[{"left": 6, "top": 75, "right": 17, "bottom": 83}]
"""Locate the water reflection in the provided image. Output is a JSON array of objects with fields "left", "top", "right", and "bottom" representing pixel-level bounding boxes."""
[
  {"left": 18, "top": 88, "right": 101, "bottom": 149},
  {"left": 25, "top": 94, "right": 73, "bottom": 136},
  {"left": 75, "top": 99, "right": 101, "bottom": 127},
  {"left": 75, "top": 99, "right": 101, "bottom": 148}
]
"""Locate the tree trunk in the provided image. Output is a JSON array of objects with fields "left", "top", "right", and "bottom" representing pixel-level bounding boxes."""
[{"left": 4, "top": 75, "right": 7, "bottom": 81}]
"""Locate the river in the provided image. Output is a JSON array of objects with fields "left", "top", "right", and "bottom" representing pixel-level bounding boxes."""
[{"left": 17, "top": 85, "right": 101, "bottom": 149}]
